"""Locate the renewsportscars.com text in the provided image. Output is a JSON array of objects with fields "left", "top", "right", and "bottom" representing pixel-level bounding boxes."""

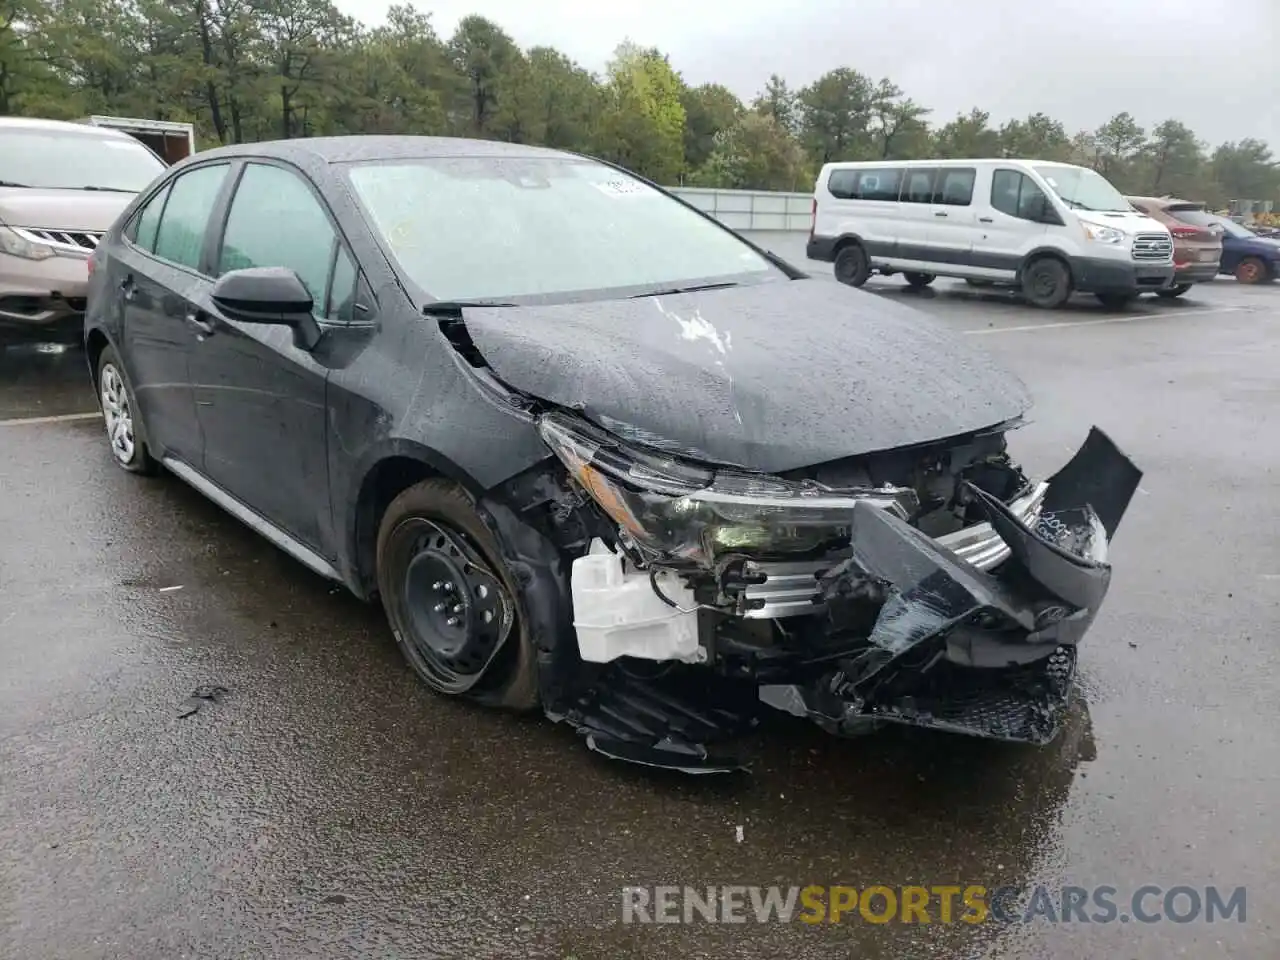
[{"left": 621, "top": 884, "right": 1247, "bottom": 925}]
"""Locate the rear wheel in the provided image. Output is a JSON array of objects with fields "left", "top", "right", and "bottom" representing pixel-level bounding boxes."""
[
  {"left": 376, "top": 479, "right": 539, "bottom": 710},
  {"left": 1020, "top": 257, "right": 1072, "bottom": 309},
  {"left": 833, "top": 243, "right": 871, "bottom": 287},
  {"left": 97, "top": 346, "right": 157, "bottom": 475},
  {"left": 1235, "top": 257, "right": 1271, "bottom": 284},
  {"left": 903, "top": 272, "right": 935, "bottom": 288},
  {"left": 1095, "top": 292, "right": 1137, "bottom": 309},
  {"left": 1155, "top": 284, "right": 1191, "bottom": 299}
]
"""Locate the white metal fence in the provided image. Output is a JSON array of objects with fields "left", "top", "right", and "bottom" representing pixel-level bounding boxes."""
[{"left": 668, "top": 187, "right": 813, "bottom": 232}]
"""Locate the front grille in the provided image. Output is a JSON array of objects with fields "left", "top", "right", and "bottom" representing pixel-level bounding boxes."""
[
  {"left": 14, "top": 227, "right": 103, "bottom": 254},
  {"left": 1131, "top": 233, "right": 1173, "bottom": 261}
]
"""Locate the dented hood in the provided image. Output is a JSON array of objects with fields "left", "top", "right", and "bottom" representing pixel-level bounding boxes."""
[{"left": 462, "top": 279, "right": 1032, "bottom": 473}]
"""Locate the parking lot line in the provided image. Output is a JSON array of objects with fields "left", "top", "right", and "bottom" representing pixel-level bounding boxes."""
[
  {"left": 0, "top": 411, "right": 101, "bottom": 427},
  {"left": 964, "top": 305, "right": 1251, "bottom": 336}
]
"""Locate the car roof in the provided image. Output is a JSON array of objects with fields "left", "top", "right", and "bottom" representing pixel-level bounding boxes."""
[
  {"left": 194, "top": 135, "right": 575, "bottom": 165},
  {"left": 0, "top": 115, "right": 139, "bottom": 141}
]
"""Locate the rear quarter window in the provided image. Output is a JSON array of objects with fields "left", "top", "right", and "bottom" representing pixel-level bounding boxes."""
[{"left": 827, "top": 167, "right": 902, "bottom": 202}]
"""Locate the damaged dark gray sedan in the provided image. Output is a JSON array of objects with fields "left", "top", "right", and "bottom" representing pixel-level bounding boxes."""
[{"left": 84, "top": 136, "right": 1142, "bottom": 773}]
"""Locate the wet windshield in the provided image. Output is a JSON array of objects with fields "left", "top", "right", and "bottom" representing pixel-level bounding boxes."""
[
  {"left": 1032, "top": 165, "right": 1131, "bottom": 212},
  {"left": 1, "top": 128, "right": 166, "bottom": 193},
  {"left": 345, "top": 156, "right": 778, "bottom": 302}
]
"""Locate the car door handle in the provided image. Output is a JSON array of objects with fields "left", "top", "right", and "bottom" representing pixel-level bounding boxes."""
[
  {"left": 979, "top": 217, "right": 994, "bottom": 223},
  {"left": 934, "top": 211, "right": 948, "bottom": 217},
  {"left": 120, "top": 275, "right": 136, "bottom": 301},
  {"left": 185, "top": 310, "right": 215, "bottom": 336}
]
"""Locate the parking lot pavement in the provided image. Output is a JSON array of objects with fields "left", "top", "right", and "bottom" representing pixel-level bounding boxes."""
[{"left": 2, "top": 274, "right": 1278, "bottom": 959}]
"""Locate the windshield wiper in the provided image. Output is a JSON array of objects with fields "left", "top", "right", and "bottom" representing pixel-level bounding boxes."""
[
  {"left": 78, "top": 185, "right": 135, "bottom": 193},
  {"left": 422, "top": 299, "right": 518, "bottom": 315},
  {"left": 629, "top": 281, "right": 740, "bottom": 299},
  {"left": 0, "top": 180, "right": 31, "bottom": 188}
]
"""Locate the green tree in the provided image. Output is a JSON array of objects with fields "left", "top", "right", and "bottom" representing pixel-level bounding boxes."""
[
  {"left": 447, "top": 14, "right": 520, "bottom": 137},
  {"left": 751, "top": 73, "right": 797, "bottom": 135},
  {"left": 868, "top": 78, "right": 929, "bottom": 159},
  {"left": 1210, "top": 138, "right": 1279, "bottom": 203},
  {"left": 595, "top": 41, "right": 685, "bottom": 183},
  {"left": 1092, "top": 111, "right": 1146, "bottom": 186},
  {"left": 931, "top": 107, "right": 1000, "bottom": 158},
  {"left": 695, "top": 111, "right": 807, "bottom": 191},
  {"left": 680, "top": 82, "right": 741, "bottom": 172},
  {"left": 517, "top": 46, "right": 599, "bottom": 151},
  {"left": 798, "top": 67, "right": 874, "bottom": 163},
  {"left": 1140, "top": 119, "right": 1203, "bottom": 197},
  {"left": 998, "top": 112, "right": 1071, "bottom": 161}
]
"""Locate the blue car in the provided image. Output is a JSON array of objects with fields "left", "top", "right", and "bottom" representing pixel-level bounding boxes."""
[{"left": 1165, "top": 205, "right": 1280, "bottom": 284}]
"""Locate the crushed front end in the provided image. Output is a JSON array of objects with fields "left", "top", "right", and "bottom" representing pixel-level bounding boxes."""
[{"left": 528, "top": 412, "right": 1141, "bottom": 773}]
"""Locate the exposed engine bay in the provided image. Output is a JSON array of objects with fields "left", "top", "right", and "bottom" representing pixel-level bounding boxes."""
[{"left": 484, "top": 401, "right": 1140, "bottom": 773}]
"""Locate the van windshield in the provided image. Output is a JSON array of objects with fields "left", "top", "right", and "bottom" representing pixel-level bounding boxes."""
[
  {"left": 1032, "top": 165, "right": 1131, "bottom": 212},
  {"left": 345, "top": 156, "right": 778, "bottom": 302},
  {"left": 0, "top": 128, "right": 166, "bottom": 193}
]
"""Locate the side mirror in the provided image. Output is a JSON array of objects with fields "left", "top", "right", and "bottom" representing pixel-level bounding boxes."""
[{"left": 211, "top": 267, "right": 322, "bottom": 351}]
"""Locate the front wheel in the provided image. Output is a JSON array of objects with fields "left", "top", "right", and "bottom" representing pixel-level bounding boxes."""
[
  {"left": 903, "top": 272, "right": 935, "bottom": 288},
  {"left": 1235, "top": 257, "right": 1272, "bottom": 284},
  {"left": 1155, "top": 284, "right": 1191, "bottom": 299},
  {"left": 833, "top": 244, "right": 871, "bottom": 287},
  {"left": 376, "top": 479, "right": 539, "bottom": 710},
  {"left": 97, "top": 346, "right": 157, "bottom": 475},
  {"left": 1021, "top": 257, "right": 1072, "bottom": 309}
]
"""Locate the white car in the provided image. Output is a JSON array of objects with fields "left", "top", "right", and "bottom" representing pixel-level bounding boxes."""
[{"left": 806, "top": 158, "right": 1175, "bottom": 309}]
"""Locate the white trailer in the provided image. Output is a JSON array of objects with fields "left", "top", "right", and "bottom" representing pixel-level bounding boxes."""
[{"left": 81, "top": 115, "right": 196, "bottom": 165}]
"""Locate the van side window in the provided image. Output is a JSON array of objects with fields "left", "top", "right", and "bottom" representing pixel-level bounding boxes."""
[
  {"left": 991, "top": 170, "right": 1052, "bottom": 221},
  {"left": 854, "top": 168, "right": 902, "bottom": 201},
  {"left": 901, "top": 168, "right": 937, "bottom": 204},
  {"left": 827, "top": 169, "right": 859, "bottom": 200},
  {"left": 933, "top": 168, "right": 975, "bottom": 206}
]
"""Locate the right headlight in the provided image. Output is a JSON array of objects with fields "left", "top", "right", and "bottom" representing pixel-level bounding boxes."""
[
  {"left": 1081, "top": 223, "right": 1125, "bottom": 245},
  {"left": 0, "top": 225, "right": 56, "bottom": 261},
  {"left": 537, "top": 412, "right": 918, "bottom": 564}
]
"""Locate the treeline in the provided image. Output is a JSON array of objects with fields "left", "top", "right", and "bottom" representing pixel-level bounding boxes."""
[{"left": 2, "top": 0, "right": 1277, "bottom": 206}]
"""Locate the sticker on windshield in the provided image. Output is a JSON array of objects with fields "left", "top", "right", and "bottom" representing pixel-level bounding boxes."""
[{"left": 593, "top": 178, "right": 646, "bottom": 198}]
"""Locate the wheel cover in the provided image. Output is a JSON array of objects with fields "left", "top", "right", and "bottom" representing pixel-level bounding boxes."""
[
  {"left": 392, "top": 517, "right": 515, "bottom": 694},
  {"left": 100, "top": 364, "right": 136, "bottom": 465},
  {"left": 1029, "top": 266, "right": 1058, "bottom": 300}
]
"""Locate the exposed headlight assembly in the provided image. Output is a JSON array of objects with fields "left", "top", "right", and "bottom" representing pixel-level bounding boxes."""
[
  {"left": 537, "top": 412, "right": 918, "bottom": 565},
  {"left": 1081, "top": 223, "right": 1124, "bottom": 245}
]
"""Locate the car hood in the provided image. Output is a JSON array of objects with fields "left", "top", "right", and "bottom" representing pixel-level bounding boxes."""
[
  {"left": 0, "top": 187, "right": 134, "bottom": 232},
  {"left": 460, "top": 279, "right": 1032, "bottom": 473},
  {"left": 1077, "top": 210, "right": 1168, "bottom": 235}
]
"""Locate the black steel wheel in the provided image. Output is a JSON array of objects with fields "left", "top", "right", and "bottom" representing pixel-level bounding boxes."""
[
  {"left": 376, "top": 480, "right": 539, "bottom": 709},
  {"left": 904, "top": 272, "right": 935, "bottom": 288},
  {"left": 1020, "top": 257, "right": 1072, "bottom": 309},
  {"left": 833, "top": 243, "right": 871, "bottom": 287}
]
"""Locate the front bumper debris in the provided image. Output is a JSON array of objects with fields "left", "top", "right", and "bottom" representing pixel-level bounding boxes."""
[{"left": 548, "top": 427, "right": 1141, "bottom": 773}]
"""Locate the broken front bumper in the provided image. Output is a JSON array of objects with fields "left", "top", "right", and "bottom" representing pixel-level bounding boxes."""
[{"left": 552, "top": 427, "right": 1141, "bottom": 773}]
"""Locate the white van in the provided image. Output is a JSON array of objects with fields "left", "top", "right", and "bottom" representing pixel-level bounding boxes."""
[{"left": 806, "top": 159, "right": 1175, "bottom": 308}]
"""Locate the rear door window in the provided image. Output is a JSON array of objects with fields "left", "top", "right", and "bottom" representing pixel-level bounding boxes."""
[
  {"left": 934, "top": 168, "right": 976, "bottom": 206},
  {"left": 901, "top": 168, "right": 937, "bottom": 204},
  {"left": 152, "top": 164, "right": 231, "bottom": 270},
  {"left": 217, "top": 162, "right": 344, "bottom": 316}
]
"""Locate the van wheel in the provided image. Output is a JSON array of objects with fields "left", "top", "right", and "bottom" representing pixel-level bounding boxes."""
[
  {"left": 1235, "top": 257, "right": 1270, "bottom": 284},
  {"left": 1155, "top": 284, "right": 1191, "bottom": 299},
  {"left": 834, "top": 244, "right": 871, "bottom": 287},
  {"left": 1095, "top": 292, "right": 1136, "bottom": 309},
  {"left": 1021, "top": 257, "right": 1072, "bottom": 309},
  {"left": 904, "top": 272, "right": 935, "bottom": 288},
  {"left": 376, "top": 479, "right": 539, "bottom": 711}
]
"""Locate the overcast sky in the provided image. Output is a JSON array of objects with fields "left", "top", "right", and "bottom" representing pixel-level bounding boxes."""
[{"left": 331, "top": 0, "right": 1278, "bottom": 151}]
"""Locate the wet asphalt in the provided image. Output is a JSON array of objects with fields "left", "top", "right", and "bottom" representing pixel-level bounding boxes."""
[{"left": 2, "top": 237, "right": 1278, "bottom": 959}]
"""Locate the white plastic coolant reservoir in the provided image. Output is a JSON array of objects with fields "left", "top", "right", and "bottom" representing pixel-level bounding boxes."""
[{"left": 570, "top": 540, "right": 705, "bottom": 664}]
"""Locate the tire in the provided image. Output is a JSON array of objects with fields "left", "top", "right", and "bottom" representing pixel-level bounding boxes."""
[
  {"left": 1155, "top": 284, "right": 1191, "bottom": 299},
  {"left": 96, "top": 345, "right": 158, "bottom": 475},
  {"left": 1020, "top": 257, "right": 1072, "bottom": 309},
  {"left": 376, "top": 479, "right": 539, "bottom": 711},
  {"left": 1234, "top": 257, "right": 1270, "bottom": 284},
  {"left": 903, "top": 272, "right": 935, "bottom": 288},
  {"left": 1095, "top": 292, "right": 1136, "bottom": 309},
  {"left": 833, "top": 243, "right": 871, "bottom": 287}
]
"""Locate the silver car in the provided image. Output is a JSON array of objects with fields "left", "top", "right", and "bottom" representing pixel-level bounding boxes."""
[{"left": 0, "top": 117, "right": 167, "bottom": 342}]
